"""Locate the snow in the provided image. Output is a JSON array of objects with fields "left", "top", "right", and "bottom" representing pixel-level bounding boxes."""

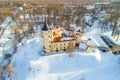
[
  {"left": 19, "top": 14, "right": 24, "bottom": 19},
  {"left": 62, "top": 30, "right": 70, "bottom": 36},
  {"left": 98, "top": 11, "right": 106, "bottom": 17},
  {"left": 0, "top": 52, "right": 4, "bottom": 66},
  {"left": 70, "top": 24, "right": 82, "bottom": 31},
  {"left": 0, "top": 17, "right": 13, "bottom": 67},
  {"left": 9, "top": 28, "right": 120, "bottom": 80},
  {"left": 11, "top": 46, "right": 120, "bottom": 80},
  {"left": 85, "top": 16, "right": 92, "bottom": 23},
  {"left": 10, "top": 39, "right": 43, "bottom": 80},
  {"left": 85, "top": 5, "right": 95, "bottom": 9},
  {"left": 103, "top": 32, "right": 120, "bottom": 45},
  {"left": 1, "top": 13, "right": 120, "bottom": 80},
  {"left": 79, "top": 42, "right": 87, "bottom": 50},
  {"left": 60, "top": 37, "right": 74, "bottom": 41},
  {"left": 92, "top": 36, "right": 108, "bottom": 47},
  {"left": 18, "top": 7, "right": 23, "bottom": 10}
]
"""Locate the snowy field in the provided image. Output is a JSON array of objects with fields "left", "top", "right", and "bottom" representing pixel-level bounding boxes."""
[
  {"left": 10, "top": 29, "right": 120, "bottom": 80},
  {"left": 1, "top": 15, "right": 120, "bottom": 80},
  {"left": 11, "top": 42, "right": 120, "bottom": 80}
]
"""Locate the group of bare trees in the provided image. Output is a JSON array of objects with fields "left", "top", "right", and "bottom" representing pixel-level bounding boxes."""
[
  {"left": 43, "top": 3, "right": 87, "bottom": 30},
  {"left": 109, "top": 10, "right": 120, "bottom": 41},
  {"left": 103, "top": 4, "right": 120, "bottom": 41},
  {"left": 87, "top": 3, "right": 120, "bottom": 41},
  {"left": 0, "top": 1, "right": 120, "bottom": 52}
]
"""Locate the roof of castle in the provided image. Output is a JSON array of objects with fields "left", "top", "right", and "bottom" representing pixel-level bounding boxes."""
[
  {"left": 52, "top": 36, "right": 76, "bottom": 43},
  {"left": 42, "top": 21, "right": 49, "bottom": 31}
]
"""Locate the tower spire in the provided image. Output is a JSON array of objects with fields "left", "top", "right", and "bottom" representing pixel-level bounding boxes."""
[{"left": 42, "top": 21, "right": 50, "bottom": 31}]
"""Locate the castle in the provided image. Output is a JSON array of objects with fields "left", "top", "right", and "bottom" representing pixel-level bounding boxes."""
[{"left": 41, "top": 22, "right": 82, "bottom": 53}]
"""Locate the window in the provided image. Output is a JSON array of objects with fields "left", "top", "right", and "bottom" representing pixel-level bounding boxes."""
[
  {"left": 42, "top": 35, "right": 44, "bottom": 38},
  {"left": 60, "top": 47, "right": 62, "bottom": 49},
  {"left": 68, "top": 43, "right": 70, "bottom": 46},
  {"left": 49, "top": 35, "right": 50, "bottom": 37},
  {"left": 56, "top": 50, "right": 58, "bottom": 52}
]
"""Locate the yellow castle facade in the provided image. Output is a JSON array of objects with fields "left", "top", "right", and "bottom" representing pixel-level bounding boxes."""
[{"left": 41, "top": 22, "right": 82, "bottom": 53}]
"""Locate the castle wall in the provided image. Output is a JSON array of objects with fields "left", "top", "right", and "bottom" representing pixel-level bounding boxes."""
[
  {"left": 76, "top": 36, "right": 81, "bottom": 44},
  {"left": 75, "top": 32, "right": 82, "bottom": 44},
  {"left": 42, "top": 30, "right": 53, "bottom": 53},
  {"left": 42, "top": 26, "right": 81, "bottom": 53},
  {"left": 44, "top": 40, "right": 76, "bottom": 53}
]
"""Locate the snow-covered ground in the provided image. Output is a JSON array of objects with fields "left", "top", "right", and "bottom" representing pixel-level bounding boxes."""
[
  {"left": 11, "top": 41, "right": 120, "bottom": 80},
  {"left": 9, "top": 28, "right": 120, "bottom": 80},
  {"left": 1, "top": 15, "right": 120, "bottom": 80},
  {"left": 103, "top": 31, "right": 120, "bottom": 45}
]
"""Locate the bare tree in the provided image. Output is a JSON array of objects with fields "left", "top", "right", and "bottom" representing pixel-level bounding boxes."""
[{"left": 109, "top": 12, "right": 120, "bottom": 38}]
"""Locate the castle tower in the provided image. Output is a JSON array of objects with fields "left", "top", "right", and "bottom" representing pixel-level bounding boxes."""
[
  {"left": 75, "top": 30, "right": 82, "bottom": 45},
  {"left": 41, "top": 22, "right": 53, "bottom": 53},
  {"left": 53, "top": 26, "right": 61, "bottom": 37}
]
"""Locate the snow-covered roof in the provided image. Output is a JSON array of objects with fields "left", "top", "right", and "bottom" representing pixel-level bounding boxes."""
[
  {"left": 60, "top": 37, "right": 75, "bottom": 41},
  {"left": 84, "top": 5, "right": 95, "bottom": 9},
  {"left": 95, "top": 2, "right": 110, "bottom": 4},
  {"left": 79, "top": 42, "right": 87, "bottom": 50},
  {"left": 52, "top": 36, "right": 75, "bottom": 43},
  {"left": 62, "top": 30, "right": 70, "bottom": 36},
  {"left": 93, "top": 36, "right": 108, "bottom": 47},
  {"left": 1, "top": 17, "right": 12, "bottom": 28},
  {"left": 19, "top": 14, "right": 24, "bottom": 19}
]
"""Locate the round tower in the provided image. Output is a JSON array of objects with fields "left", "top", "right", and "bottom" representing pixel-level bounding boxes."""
[{"left": 41, "top": 22, "right": 53, "bottom": 53}]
